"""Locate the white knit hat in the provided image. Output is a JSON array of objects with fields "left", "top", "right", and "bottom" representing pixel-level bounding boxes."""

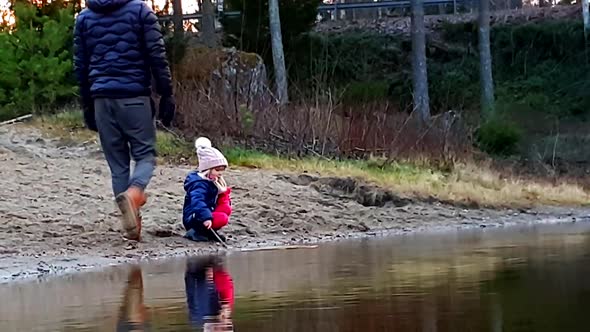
[{"left": 195, "top": 137, "right": 228, "bottom": 172}]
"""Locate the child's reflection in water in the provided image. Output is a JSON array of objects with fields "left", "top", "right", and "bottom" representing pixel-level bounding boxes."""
[
  {"left": 117, "top": 266, "right": 150, "bottom": 332},
  {"left": 185, "top": 255, "right": 235, "bottom": 331}
]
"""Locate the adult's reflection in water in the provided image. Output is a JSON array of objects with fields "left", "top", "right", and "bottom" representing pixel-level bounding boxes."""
[
  {"left": 185, "top": 255, "right": 235, "bottom": 332},
  {"left": 117, "top": 266, "right": 150, "bottom": 332}
]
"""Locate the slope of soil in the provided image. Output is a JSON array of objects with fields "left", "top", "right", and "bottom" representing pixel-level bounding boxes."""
[{"left": 0, "top": 124, "right": 587, "bottom": 283}]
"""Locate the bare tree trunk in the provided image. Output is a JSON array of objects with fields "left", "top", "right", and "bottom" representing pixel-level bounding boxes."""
[
  {"left": 478, "top": 0, "right": 495, "bottom": 117},
  {"left": 172, "top": 0, "right": 183, "bottom": 36},
  {"left": 583, "top": 0, "right": 590, "bottom": 41},
  {"left": 201, "top": 0, "right": 217, "bottom": 47},
  {"left": 411, "top": 0, "right": 431, "bottom": 125},
  {"left": 269, "top": 0, "right": 289, "bottom": 105}
]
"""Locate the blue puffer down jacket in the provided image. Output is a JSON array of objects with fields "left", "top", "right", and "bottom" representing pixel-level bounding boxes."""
[
  {"left": 73, "top": 0, "right": 172, "bottom": 101},
  {"left": 182, "top": 171, "right": 219, "bottom": 228}
]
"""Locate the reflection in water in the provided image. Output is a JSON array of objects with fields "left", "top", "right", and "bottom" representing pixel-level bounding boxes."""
[
  {"left": 185, "top": 256, "right": 235, "bottom": 332},
  {"left": 1, "top": 223, "right": 590, "bottom": 331},
  {"left": 114, "top": 257, "right": 235, "bottom": 332},
  {"left": 117, "top": 266, "right": 150, "bottom": 332}
]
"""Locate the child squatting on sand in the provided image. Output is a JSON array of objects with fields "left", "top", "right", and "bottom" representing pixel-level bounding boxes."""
[{"left": 182, "top": 137, "right": 232, "bottom": 243}]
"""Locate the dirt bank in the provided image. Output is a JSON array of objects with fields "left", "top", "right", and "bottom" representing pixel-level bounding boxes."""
[{"left": 0, "top": 124, "right": 587, "bottom": 283}]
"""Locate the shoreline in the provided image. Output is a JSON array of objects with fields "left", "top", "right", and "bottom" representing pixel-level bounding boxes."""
[{"left": 1, "top": 211, "right": 587, "bottom": 285}]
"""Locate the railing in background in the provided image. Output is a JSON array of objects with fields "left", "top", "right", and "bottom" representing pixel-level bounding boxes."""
[
  {"left": 156, "top": 0, "right": 474, "bottom": 22},
  {"left": 318, "top": 0, "right": 472, "bottom": 19},
  {"left": 318, "top": 0, "right": 467, "bottom": 11},
  {"left": 158, "top": 10, "right": 240, "bottom": 22}
]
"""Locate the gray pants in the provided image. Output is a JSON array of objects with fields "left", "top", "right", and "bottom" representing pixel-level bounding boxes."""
[{"left": 94, "top": 97, "right": 156, "bottom": 197}]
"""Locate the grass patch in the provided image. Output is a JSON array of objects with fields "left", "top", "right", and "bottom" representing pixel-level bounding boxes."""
[
  {"left": 226, "top": 147, "right": 442, "bottom": 185},
  {"left": 32, "top": 109, "right": 196, "bottom": 162},
  {"left": 227, "top": 148, "right": 590, "bottom": 207},
  {"left": 154, "top": 129, "right": 195, "bottom": 162},
  {"left": 33, "top": 108, "right": 98, "bottom": 143},
  {"left": 30, "top": 110, "right": 590, "bottom": 208}
]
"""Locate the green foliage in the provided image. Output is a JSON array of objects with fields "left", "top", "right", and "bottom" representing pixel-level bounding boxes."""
[
  {"left": 427, "top": 58, "right": 479, "bottom": 112},
  {"left": 164, "top": 33, "right": 190, "bottom": 65},
  {"left": 156, "top": 15, "right": 191, "bottom": 65},
  {"left": 288, "top": 32, "right": 401, "bottom": 102},
  {"left": 445, "top": 20, "right": 590, "bottom": 118},
  {"left": 288, "top": 31, "right": 480, "bottom": 111},
  {"left": 45, "top": 107, "right": 85, "bottom": 129},
  {"left": 0, "top": 2, "right": 77, "bottom": 121},
  {"left": 221, "top": 0, "right": 321, "bottom": 61},
  {"left": 239, "top": 104, "right": 254, "bottom": 134},
  {"left": 156, "top": 131, "right": 194, "bottom": 161},
  {"left": 341, "top": 81, "right": 390, "bottom": 104},
  {"left": 293, "top": 21, "right": 590, "bottom": 121},
  {"left": 476, "top": 116, "right": 522, "bottom": 156}
]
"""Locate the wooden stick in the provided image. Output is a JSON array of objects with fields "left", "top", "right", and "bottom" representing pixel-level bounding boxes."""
[
  {"left": 0, "top": 114, "right": 32, "bottom": 126},
  {"left": 210, "top": 229, "right": 229, "bottom": 248},
  {"left": 239, "top": 245, "right": 319, "bottom": 252}
]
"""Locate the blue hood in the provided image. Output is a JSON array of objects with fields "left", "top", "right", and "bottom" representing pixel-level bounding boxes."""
[
  {"left": 184, "top": 171, "right": 210, "bottom": 192},
  {"left": 87, "top": 0, "right": 132, "bottom": 13}
]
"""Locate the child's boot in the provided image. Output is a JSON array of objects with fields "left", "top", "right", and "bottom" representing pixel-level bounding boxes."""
[{"left": 184, "top": 228, "right": 209, "bottom": 242}]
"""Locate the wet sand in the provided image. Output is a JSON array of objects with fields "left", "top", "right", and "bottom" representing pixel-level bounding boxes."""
[{"left": 0, "top": 124, "right": 587, "bottom": 283}]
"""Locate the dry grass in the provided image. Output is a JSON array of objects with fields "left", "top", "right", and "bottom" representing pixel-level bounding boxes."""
[
  {"left": 30, "top": 110, "right": 197, "bottom": 163},
  {"left": 227, "top": 147, "right": 590, "bottom": 208},
  {"left": 30, "top": 111, "right": 590, "bottom": 208},
  {"left": 32, "top": 108, "right": 98, "bottom": 143}
]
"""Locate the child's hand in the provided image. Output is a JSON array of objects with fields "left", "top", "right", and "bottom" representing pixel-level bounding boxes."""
[
  {"left": 214, "top": 176, "right": 228, "bottom": 194},
  {"left": 203, "top": 220, "right": 212, "bottom": 229}
]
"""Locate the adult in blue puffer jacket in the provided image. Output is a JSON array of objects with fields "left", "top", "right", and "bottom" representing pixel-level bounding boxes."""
[{"left": 74, "top": 0, "right": 175, "bottom": 241}]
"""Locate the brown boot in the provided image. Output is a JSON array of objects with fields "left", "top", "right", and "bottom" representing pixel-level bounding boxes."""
[{"left": 116, "top": 186, "right": 147, "bottom": 241}]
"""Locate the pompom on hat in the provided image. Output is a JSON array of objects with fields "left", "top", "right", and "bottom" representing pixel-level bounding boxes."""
[{"left": 195, "top": 137, "right": 228, "bottom": 172}]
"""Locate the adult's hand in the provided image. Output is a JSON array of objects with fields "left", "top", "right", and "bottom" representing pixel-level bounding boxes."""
[{"left": 158, "top": 95, "right": 175, "bottom": 127}]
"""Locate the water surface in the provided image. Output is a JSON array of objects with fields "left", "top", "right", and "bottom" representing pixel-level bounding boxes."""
[{"left": 1, "top": 222, "right": 590, "bottom": 332}]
